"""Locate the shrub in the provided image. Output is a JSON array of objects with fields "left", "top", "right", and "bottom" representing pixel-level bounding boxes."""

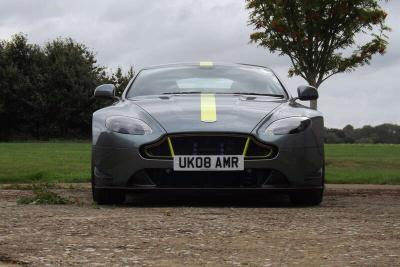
[{"left": 17, "top": 183, "right": 69, "bottom": 205}]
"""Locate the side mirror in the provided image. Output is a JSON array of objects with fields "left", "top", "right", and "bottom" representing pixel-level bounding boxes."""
[
  {"left": 297, "top": 85, "right": 318, "bottom": 101},
  {"left": 94, "top": 84, "right": 117, "bottom": 99}
]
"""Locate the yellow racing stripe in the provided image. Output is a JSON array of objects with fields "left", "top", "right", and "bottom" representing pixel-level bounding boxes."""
[
  {"left": 200, "top": 61, "right": 214, "bottom": 67},
  {"left": 201, "top": 93, "right": 217, "bottom": 122}
]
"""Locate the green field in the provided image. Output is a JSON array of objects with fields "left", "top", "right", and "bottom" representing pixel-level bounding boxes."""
[
  {"left": 325, "top": 144, "right": 400, "bottom": 184},
  {"left": 0, "top": 143, "right": 399, "bottom": 184},
  {"left": 0, "top": 142, "right": 91, "bottom": 183}
]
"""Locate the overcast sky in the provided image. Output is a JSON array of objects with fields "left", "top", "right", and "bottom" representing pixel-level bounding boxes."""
[{"left": 0, "top": 0, "right": 399, "bottom": 128}]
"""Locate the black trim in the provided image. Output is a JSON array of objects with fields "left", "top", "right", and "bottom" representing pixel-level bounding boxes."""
[{"left": 94, "top": 186, "right": 324, "bottom": 192}]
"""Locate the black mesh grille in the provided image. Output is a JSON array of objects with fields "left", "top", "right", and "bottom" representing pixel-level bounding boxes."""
[
  {"left": 246, "top": 139, "right": 275, "bottom": 158},
  {"left": 128, "top": 168, "right": 289, "bottom": 188},
  {"left": 141, "top": 134, "right": 276, "bottom": 160},
  {"left": 172, "top": 135, "right": 246, "bottom": 155},
  {"left": 144, "top": 169, "right": 272, "bottom": 188},
  {"left": 144, "top": 138, "right": 171, "bottom": 158}
]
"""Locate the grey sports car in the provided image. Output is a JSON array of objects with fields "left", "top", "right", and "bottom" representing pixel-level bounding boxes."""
[{"left": 92, "top": 62, "right": 324, "bottom": 205}]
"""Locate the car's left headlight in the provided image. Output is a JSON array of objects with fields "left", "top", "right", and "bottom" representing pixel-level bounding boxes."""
[
  {"left": 265, "top": 117, "right": 311, "bottom": 135},
  {"left": 105, "top": 116, "right": 152, "bottom": 135}
]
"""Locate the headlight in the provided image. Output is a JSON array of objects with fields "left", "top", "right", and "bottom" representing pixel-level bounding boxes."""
[
  {"left": 265, "top": 117, "right": 311, "bottom": 135},
  {"left": 105, "top": 116, "right": 152, "bottom": 135}
]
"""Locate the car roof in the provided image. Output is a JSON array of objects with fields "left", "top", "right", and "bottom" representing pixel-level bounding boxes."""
[{"left": 140, "top": 62, "right": 273, "bottom": 71}]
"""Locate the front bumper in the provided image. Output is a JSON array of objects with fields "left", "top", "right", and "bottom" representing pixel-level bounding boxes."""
[{"left": 92, "top": 132, "right": 324, "bottom": 190}]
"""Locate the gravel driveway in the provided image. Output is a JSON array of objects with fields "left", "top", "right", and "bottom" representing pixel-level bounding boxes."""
[{"left": 0, "top": 185, "right": 399, "bottom": 266}]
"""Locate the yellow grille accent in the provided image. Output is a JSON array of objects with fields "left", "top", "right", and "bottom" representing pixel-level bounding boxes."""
[
  {"left": 242, "top": 137, "right": 250, "bottom": 156},
  {"left": 167, "top": 137, "right": 175, "bottom": 157}
]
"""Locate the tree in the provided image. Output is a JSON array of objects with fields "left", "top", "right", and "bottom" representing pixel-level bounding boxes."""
[
  {"left": 324, "top": 130, "right": 344, "bottom": 143},
  {"left": 246, "top": 0, "right": 390, "bottom": 109},
  {"left": 0, "top": 34, "right": 44, "bottom": 139},
  {"left": 343, "top": 124, "right": 355, "bottom": 143},
  {"left": 40, "top": 37, "right": 107, "bottom": 137},
  {"left": 0, "top": 33, "right": 135, "bottom": 140},
  {"left": 108, "top": 66, "right": 135, "bottom": 96},
  {"left": 324, "top": 123, "right": 400, "bottom": 144}
]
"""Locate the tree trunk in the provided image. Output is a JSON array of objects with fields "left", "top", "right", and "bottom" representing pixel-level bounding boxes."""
[
  {"left": 310, "top": 99, "right": 318, "bottom": 110},
  {"left": 308, "top": 82, "right": 319, "bottom": 110}
]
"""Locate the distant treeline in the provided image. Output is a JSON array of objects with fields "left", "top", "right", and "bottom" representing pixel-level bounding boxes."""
[
  {"left": 0, "top": 33, "right": 133, "bottom": 140},
  {"left": 325, "top": 124, "right": 400, "bottom": 144}
]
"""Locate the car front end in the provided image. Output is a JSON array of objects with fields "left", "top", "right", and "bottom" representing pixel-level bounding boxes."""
[{"left": 92, "top": 63, "right": 325, "bottom": 205}]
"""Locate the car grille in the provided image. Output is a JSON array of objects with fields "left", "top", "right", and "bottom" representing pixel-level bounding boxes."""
[
  {"left": 129, "top": 169, "right": 289, "bottom": 188},
  {"left": 141, "top": 134, "right": 277, "bottom": 160}
]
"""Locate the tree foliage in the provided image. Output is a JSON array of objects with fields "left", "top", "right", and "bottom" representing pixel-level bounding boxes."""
[
  {"left": 0, "top": 33, "right": 134, "bottom": 140},
  {"left": 325, "top": 123, "right": 400, "bottom": 144},
  {"left": 247, "top": 0, "right": 390, "bottom": 109}
]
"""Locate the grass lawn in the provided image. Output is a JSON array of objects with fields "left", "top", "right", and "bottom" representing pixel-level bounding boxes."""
[
  {"left": 0, "top": 142, "right": 91, "bottom": 183},
  {"left": 325, "top": 144, "right": 400, "bottom": 184},
  {"left": 0, "top": 142, "right": 399, "bottom": 184}
]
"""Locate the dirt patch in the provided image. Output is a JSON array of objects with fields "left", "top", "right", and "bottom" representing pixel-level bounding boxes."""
[{"left": 0, "top": 185, "right": 399, "bottom": 266}]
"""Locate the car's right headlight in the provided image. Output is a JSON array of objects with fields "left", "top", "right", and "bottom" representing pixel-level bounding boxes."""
[
  {"left": 105, "top": 116, "right": 152, "bottom": 135},
  {"left": 265, "top": 117, "right": 311, "bottom": 135}
]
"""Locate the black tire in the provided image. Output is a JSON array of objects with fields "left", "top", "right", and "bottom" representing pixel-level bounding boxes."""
[
  {"left": 91, "top": 170, "right": 125, "bottom": 205},
  {"left": 290, "top": 189, "right": 324, "bottom": 206},
  {"left": 92, "top": 188, "right": 125, "bottom": 205}
]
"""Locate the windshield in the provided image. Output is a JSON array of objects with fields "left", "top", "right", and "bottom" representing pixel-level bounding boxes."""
[{"left": 127, "top": 65, "right": 287, "bottom": 98}]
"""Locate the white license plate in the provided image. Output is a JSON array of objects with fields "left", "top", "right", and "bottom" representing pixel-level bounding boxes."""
[{"left": 173, "top": 155, "right": 244, "bottom": 171}]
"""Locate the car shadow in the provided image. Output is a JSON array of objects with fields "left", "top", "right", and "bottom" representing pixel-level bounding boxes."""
[{"left": 123, "top": 191, "right": 296, "bottom": 208}]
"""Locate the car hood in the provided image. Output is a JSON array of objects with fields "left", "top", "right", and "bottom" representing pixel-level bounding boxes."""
[{"left": 130, "top": 95, "right": 284, "bottom": 133}]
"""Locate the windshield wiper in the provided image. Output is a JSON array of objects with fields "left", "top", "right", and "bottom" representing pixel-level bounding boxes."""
[
  {"left": 230, "top": 92, "right": 284, "bottom": 98},
  {"left": 162, "top": 91, "right": 203, "bottom": 95}
]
